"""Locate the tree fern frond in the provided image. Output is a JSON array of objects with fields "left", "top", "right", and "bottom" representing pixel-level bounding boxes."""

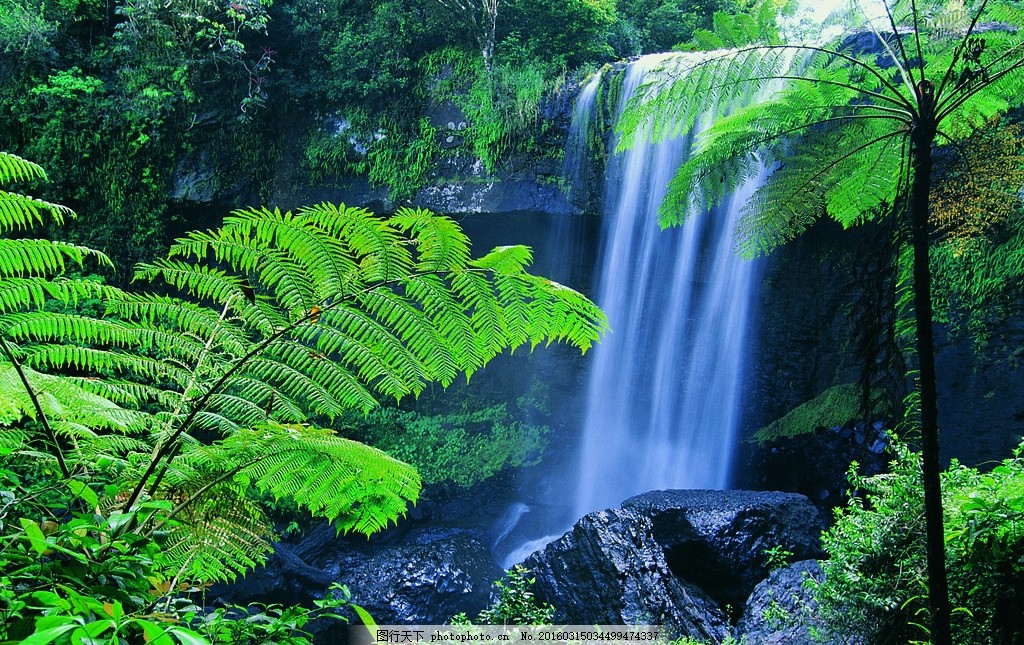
[
  {"left": 0, "top": 425, "right": 30, "bottom": 455},
  {"left": 224, "top": 423, "right": 421, "bottom": 534},
  {"left": 160, "top": 487, "right": 273, "bottom": 583},
  {"left": 296, "top": 203, "right": 413, "bottom": 283},
  {"left": 388, "top": 207, "right": 471, "bottom": 272},
  {"left": 451, "top": 269, "right": 509, "bottom": 360},
  {"left": 0, "top": 190, "right": 75, "bottom": 232},
  {"left": 0, "top": 151, "right": 48, "bottom": 184},
  {"left": 69, "top": 433, "right": 150, "bottom": 461},
  {"left": 135, "top": 259, "right": 255, "bottom": 310},
  {"left": 404, "top": 273, "right": 483, "bottom": 377},
  {"left": 233, "top": 206, "right": 361, "bottom": 302},
  {"left": 21, "top": 344, "right": 192, "bottom": 385},
  {"left": 0, "top": 363, "right": 154, "bottom": 437},
  {"left": 244, "top": 356, "right": 362, "bottom": 417},
  {"left": 203, "top": 393, "right": 271, "bottom": 427},
  {"left": 228, "top": 376, "right": 307, "bottom": 422},
  {"left": 354, "top": 289, "right": 459, "bottom": 386},
  {"left": 1, "top": 312, "right": 138, "bottom": 348},
  {"left": 112, "top": 294, "right": 251, "bottom": 357},
  {"left": 0, "top": 277, "right": 112, "bottom": 314}
]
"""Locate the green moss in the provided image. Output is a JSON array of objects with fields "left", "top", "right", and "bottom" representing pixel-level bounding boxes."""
[
  {"left": 753, "top": 383, "right": 879, "bottom": 445},
  {"left": 348, "top": 403, "right": 548, "bottom": 488}
]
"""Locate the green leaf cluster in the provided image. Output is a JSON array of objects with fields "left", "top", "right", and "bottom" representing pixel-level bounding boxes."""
[
  {"left": 450, "top": 566, "right": 555, "bottom": 626},
  {"left": 0, "top": 472, "right": 358, "bottom": 644},
  {"left": 815, "top": 439, "right": 1024, "bottom": 644},
  {"left": 0, "top": 153, "right": 607, "bottom": 590},
  {"left": 351, "top": 403, "right": 548, "bottom": 487}
]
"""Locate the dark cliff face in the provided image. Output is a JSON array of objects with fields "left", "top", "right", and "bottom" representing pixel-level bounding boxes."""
[{"left": 747, "top": 217, "right": 1024, "bottom": 474}]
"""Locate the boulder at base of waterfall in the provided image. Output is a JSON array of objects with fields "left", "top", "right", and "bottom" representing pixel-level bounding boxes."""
[
  {"left": 324, "top": 528, "right": 502, "bottom": 624},
  {"left": 213, "top": 524, "right": 502, "bottom": 630},
  {"left": 523, "top": 490, "right": 824, "bottom": 644},
  {"left": 735, "top": 560, "right": 829, "bottom": 645},
  {"left": 524, "top": 508, "right": 731, "bottom": 643},
  {"left": 622, "top": 489, "right": 826, "bottom": 608}
]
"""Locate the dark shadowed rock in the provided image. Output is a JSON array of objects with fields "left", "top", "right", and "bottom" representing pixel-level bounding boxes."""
[
  {"left": 524, "top": 508, "right": 730, "bottom": 643},
  {"left": 523, "top": 489, "right": 824, "bottom": 644},
  {"left": 621, "top": 490, "right": 825, "bottom": 608},
  {"left": 736, "top": 560, "right": 827, "bottom": 644},
  {"left": 215, "top": 524, "right": 502, "bottom": 626},
  {"left": 321, "top": 529, "right": 502, "bottom": 624}
]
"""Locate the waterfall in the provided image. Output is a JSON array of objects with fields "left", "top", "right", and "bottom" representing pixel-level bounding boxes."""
[
  {"left": 572, "top": 52, "right": 769, "bottom": 518},
  {"left": 561, "top": 70, "right": 604, "bottom": 208},
  {"left": 494, "top": 53, "right": 781, "bottom": 567}
]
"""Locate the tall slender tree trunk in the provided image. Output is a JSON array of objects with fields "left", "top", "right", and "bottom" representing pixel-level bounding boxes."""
[{"left": 909, "top": 80, "right": 952, "bottom": 645}]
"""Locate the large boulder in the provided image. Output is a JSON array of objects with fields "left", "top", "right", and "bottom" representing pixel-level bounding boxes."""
[
  {"left": 736, "top": 560, "right": 829, "bottom": 644},
  {"left": 524, "top": 490, "right": 824, "bottom": 644},
  {"left": 319, "top": 528, "right": 502, "bottom": 624},
  {"left": 622, "top": 490, "right": 825, "bottom": 608},
  {"left": 524, "top": 508, "right": 730, "bottom": 643},
  {"left": 214, "top": 524, "right": 502, "bottom": 626}
]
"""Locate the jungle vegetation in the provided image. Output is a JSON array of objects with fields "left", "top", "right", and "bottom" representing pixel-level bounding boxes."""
[
  {"left": 2, "top": 0, "right": 1024, "bottom": 643},
  {"left": 0, "top": 0, "right": 741, "bottom": 275},
  {"left": 0, "top": 150, "right": 607, "bottom": 642}
]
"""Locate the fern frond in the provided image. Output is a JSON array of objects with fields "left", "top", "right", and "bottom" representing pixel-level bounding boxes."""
[
  {"left": 21, "top": 344, "right": 192, "bottom": 386},
  {"left": 388, "top": 206, "right": 471, "bottom": 272},
  {"left": 0, "top": 153, "right": 75, "bottom": 232},
  {"left": 0, "top": 190, "right": 75, "bottom": 232},
  {"left": 159, "top": 486, "right": 273, "bottom": 583},
  {"left": 404, "top": 273, "right": 482, "bottom": 377},
  {"left": 354, "top": 289, "right": 459, "bottom": 386},
  {"left": 297, "top": 202, "right": 413, "bottom": 283},
  {"left": 0, "top": 152, "right": 47, "bottom": 184},
  {"left": 0, "top": 277, "right": 111, "bottom": 314},
  {"left": 225, "top": 423, "right": 421, "bottom": 534},
  {"left": 0, "top": 363, "right": 154, "bottom": 437}
]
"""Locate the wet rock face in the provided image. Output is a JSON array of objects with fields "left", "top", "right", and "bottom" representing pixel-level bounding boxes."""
[
  {"left": 215, "top": 525, "right": 502, "bottom": 626},
  {"left": 524, "top": 490, "right": 824, "bottom": 644},
  {"left": 747, "top": 421, "right": 890, "bottom": 515},
  {"left": 621, "top": 490, "right": 825, "bottom": 609},
  {"left": 322, "top": 529, "right": 503, "bottom": 624},
  {"left": 524, "top": 508, "right": 731, "bottom": 643},
  {"left": 736, "top": 560, "right": 827, "bottom": 645}
]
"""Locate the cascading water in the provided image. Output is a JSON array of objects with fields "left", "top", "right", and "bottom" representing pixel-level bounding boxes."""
[
  {"left": 561, "top": 70, "right": 604, "bottom": 208},
  {"left": 573, "top": 52, "right": 769, "bottom": 518},
  {"left": 496, "top": 53, "right": 781, "bottom": 567},
  {"left": 492, "top": 72, "right": 606, "bottom": 568}
]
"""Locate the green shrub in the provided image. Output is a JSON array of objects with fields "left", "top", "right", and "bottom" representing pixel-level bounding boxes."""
[
  {"left": 451, "top": 566, "right": 555, "bottom": 625},
  {"left": 813, "top": 439, "right": 1024, "bottom": 644}
]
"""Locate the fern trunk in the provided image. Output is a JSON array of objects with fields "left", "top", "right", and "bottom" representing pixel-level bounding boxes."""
[{"left": 910, "top": 86, "right": 952, "bottom": 645}]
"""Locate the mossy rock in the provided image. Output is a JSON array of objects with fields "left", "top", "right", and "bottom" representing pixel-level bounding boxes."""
[{"left": 753, "top": 383, "right": 881, "bottom": 445}]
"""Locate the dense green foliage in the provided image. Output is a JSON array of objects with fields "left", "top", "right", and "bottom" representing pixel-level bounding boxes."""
[
  {"left": 815, "top": 439, "right": 1024, "bottom": 644},
  {"left": 0, "top": 465, "right": 357, "bottom": 643},
  {"left": 0, "top": 0, "right": 752, "bottom": 273},
  {"left": 929, "top": 121, "right": 1024, "bottom": 348},
  {"left": 350, "top": 403, "right": 547, "bottom": 487},
  {"left": 0, "top": 152, "right": 607, "bottom": 642},
  {"left": 752, "top": 383, "right": 880, "bottom": 444}
]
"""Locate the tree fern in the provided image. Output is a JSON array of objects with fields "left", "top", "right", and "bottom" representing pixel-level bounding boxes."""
[
  {"left": 618, "top": 1, "right": 1024, "bottom": 641},
  {"left": 0, "top": 169, "right": 608, "bottom": 582}
]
